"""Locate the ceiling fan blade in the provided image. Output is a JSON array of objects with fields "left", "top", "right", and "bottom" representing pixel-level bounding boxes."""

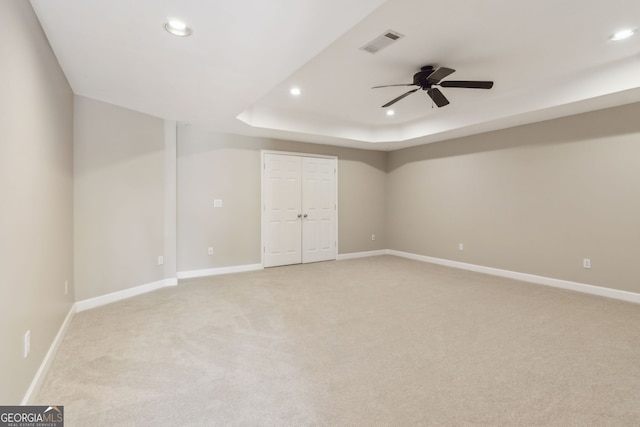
[
  {"left": 426, "top": 67, "right": 455, "bottom": 84},
  {"left": 439, "top": 80, "right": 494, "bottom": 89},
  {"left": 381, "top": 88, "right": 419, "bottom": 108},
  {"left": 372, "top": 83, "right": 415, "bottom": 89},
  {"left": 427, "top": 88, "right": 450, "bottom": 107}
]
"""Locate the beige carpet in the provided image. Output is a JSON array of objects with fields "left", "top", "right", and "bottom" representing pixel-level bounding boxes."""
[{"left": 35, "top": 256, "right": 640, "bottom": 426}]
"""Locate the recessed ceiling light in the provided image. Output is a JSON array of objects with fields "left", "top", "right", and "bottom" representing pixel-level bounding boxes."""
[
  {"left": 165, "top": 19, "right": 192, "bottom": 37},
  {"left": 610, "top": 28, "right": 636, "bottom": 41},
  {"left": 386, "top": 109, "right": 395, "bottom": 116},
  {"left": 290, "top": 87, "right": 302, "bottom": 96}
]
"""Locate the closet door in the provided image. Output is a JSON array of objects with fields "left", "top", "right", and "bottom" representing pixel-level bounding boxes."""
[
  {"left": 302, "top": 156, "right": 336, "bottom": 263},
  {"left": 263, "top": 153, "right": 337, "bottom": 268},
  {"left": 263, "top": 154, "right": 302, "bottom": 267}
]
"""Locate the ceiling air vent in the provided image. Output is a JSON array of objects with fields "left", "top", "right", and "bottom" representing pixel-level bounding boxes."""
[{"left": 360, "top": 30, "right": 404, "bottom": 54}]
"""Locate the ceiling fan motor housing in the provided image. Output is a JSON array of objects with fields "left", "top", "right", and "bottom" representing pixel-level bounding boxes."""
[{"left": 413, "top": 66, "right": 435, "bottom": 89}]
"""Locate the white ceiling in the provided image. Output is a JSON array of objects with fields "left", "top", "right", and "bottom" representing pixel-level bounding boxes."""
[{"left": 31, "top": 0, "right": 640, "bottom": 151}]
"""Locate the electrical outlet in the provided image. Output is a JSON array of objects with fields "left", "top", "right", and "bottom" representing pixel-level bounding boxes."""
[
  {"left": 214, "top": 199, "right": 223, "bottom": 208},
  {"left": 158, "top": 255, "right": 164, "bottom": 265},
  {"left": 24, "top": 330, "right": 30, "bottom": 358},
  {"left": 371, "top": 234, "right": 376, "bottom": 241},
  {"left": 458, "top": 243, "right": 464, "bottom": 251},
  {"left": 583, "top": 258, "right": 591, "bottom": 269},
  {"left": 208, "top": 247, "right": 214, "bottom": 255}
]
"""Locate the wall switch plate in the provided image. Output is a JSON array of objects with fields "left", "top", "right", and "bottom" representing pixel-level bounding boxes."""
[
  {"left": 208, "top": 247, "right": 214, "bottom": 255},
  {"left": 24, "top": 330, "right": 30, "bottom": 358},
  {"left": 583, "top": 258, "right": 591, "bottom": 269},
  {"left": 158, "top": 255, "right": 164, "bottom": 265},
  {"left": 371, "top": 234, "right": 376, "bottom": 241},
  {"left": 459, "top": 243, "right": 464, "bottom": 251},
  {"left": 214, "top": 199, "right": 223, "bottom": 208}
]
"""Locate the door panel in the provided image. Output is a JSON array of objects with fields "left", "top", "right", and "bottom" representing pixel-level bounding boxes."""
[
  {"left": 264, "top": 154, "right": 302, "bottom": 267},
  {"left": 302, "top": 157, "right": 336, "bottom": 263}
]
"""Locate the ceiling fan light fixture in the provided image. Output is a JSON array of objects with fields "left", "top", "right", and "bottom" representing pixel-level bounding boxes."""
[
  {"left": 610, "top": 28, "right": 636, "bottom": 41},
  {"left": 165, "top": 19, "right": 192, "bottom": 37}
]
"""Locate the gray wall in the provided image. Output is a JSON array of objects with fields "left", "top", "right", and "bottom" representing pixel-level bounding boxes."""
[
  {"left": 388, "top": 102, "right": 640, "bottom": 293},
  {"left": 0, "top": 1, "right": 74, "bottom": 404},
  {"left": 177, "top": 126, "right": 388, "bottom": 272},
  {"left": 74, "top": 96, "right": 166, "bottom": 300}
]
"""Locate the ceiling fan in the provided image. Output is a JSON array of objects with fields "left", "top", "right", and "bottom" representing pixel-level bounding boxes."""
[{"left": 372, "top": 65, "right": 493, "bottom": 108}]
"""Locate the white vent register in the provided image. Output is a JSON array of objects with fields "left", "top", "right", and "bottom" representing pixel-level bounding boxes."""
[{"left": 360, "top": 30, "right": 404, "bottom": 54}]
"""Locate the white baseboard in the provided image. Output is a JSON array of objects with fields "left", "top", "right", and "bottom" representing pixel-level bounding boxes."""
[
  {"left": 75, "top": 278, "right": 177, "bottom": 313},
  {"left": 337, "top": 250, "right": 390, "bottom": 260},
  {"left": 177, "top": 263, "right": 264, "bottom": 280},
  {"left": 388, "top": 250, "right": 640, "bottom": 304},
  {"left": 21, "top": 304, "right": 76, "bottom": 405}
]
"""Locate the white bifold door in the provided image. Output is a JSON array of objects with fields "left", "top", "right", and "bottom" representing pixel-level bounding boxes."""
[{"left": 263, "top": 153, "right": 337, "bottom": 267}]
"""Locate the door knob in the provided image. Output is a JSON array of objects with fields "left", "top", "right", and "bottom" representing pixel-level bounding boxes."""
[
  {"left": 297, "top": 214, "right": 302, "bottom": 218},
  {"left": 303, "top": 214, "right": 308, "bottom": 218}
]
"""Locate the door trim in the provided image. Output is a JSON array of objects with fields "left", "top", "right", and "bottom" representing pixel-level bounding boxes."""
[{"left": 261, "top": 150, "right": 338, "bottom": 267}]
